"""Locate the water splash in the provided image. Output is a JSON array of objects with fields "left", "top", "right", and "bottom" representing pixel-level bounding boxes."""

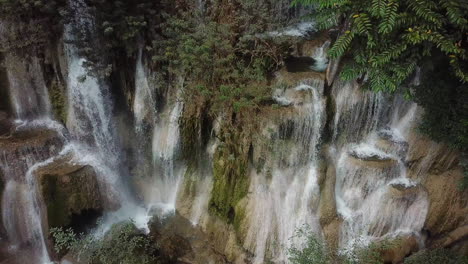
[
  {"left": 148, "top": 81, "right": 185, "bottom": 214},
  {"left": 3, "top": 53, "right": 52, "bottom": 120},
  {"left": 243, "top": 77, "right": 326, "bottom": 263},
  {"left": 134, "top": 48, "right": 157, "bottom": 131},
  {"left": 310, "top": 41, "right": 330, "bottom": 72},
  {"left": 331, "top": 83, "right": 429, "bottom": 254}
]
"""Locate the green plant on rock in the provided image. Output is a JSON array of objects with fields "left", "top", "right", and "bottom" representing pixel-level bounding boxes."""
[
  {"left": 293, "top": 0, "right": 468, "bottom": 92},
  {"left": 288, "top": 226, "right": 330, "bottom": 264},
  {"left": 152, "top": 6, "right": 296, "bottom": 113},
  {"left": 288, "top": 226, "right": 400, "bottom": 264},
  {"left": 0, "top": 0, "right": 67, "bottom": 51},
  {"left": 50, "top": 227, "right": 79, "bottom": 255},
  {"left": 404, "top": 248, "right": 468, "bottom": 264},
  {"left": 209, "top": 126, "right": 250, "bottom": 221},
  {"left": 50, "top": 221, "right": 161, "bottom": 264}
]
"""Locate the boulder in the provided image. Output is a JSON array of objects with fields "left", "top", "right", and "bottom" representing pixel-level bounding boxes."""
[
  {"left": 423, "top": 168, "right": 468, "bottom": 255},
  {"left": 380, "top": 235, "right": 420, "bottom": 264},
  {"left": 36, "top": 154, "right": 104, "bottom": 229},
  {"left": 149, "top": 212, "right": 233, "bottom": 264},
  {"left": 423, "top": 168, "right": 468, "bottom": 237},
  {"left": 319, "top": 163, "right": 338, "bottom": 227},
  {"left": 388, "top": 182, "right": 422, "bottom": 201},
  {"left": 348, "top": 150, "right": 398, "bottom": 169}
]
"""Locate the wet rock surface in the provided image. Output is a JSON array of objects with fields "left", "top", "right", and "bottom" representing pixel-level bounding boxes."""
[
  {"left": 149, "top": 212, "right": 230, "bottom": 264},
  {"left": 36, "top": 154, "right": 104, "bottom": 229}
]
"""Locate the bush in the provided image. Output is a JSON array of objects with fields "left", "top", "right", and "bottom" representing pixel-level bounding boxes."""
[
  {"left": 51, "top": 221, "right": 160, "bottom": 264},
  {"left": 404, "top": 248, "right": 468, "bottom": 264},
  {"left": 288, "top": 227, "right": 330, "bottom": 264}
]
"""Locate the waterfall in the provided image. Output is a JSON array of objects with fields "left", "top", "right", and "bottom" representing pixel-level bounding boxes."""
[
  {"left": 3, "top": 54, "right": 52, "bottom": 119},
  {"left": 243, "top": 77, "right": 326, "bottom": 263},
  {"left": 146, "top": 78, "right": 185, "bottom": 214},
  {"left": 310, "top": 41, "right": 330, "bottom": 72},
  {"left": 133, "top": 48, "right": 157, "bottom": 131},
  {"left": 0, "top": 120, "right": 65, "bottom": 264},
  {"left": 1, "top": 3, "right": 461, "bottom": 263},
  {"left": 331, "top": 82, "right": 429, "bottom": 253},
  {"left": 0, "top": 18, "right": 64, "bottom": 262},
  {"left": 63, "top": 0, "right": 153, "bottom": 236}
]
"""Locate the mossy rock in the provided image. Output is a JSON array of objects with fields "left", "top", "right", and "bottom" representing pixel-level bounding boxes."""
[
  {"left": 209, "top": 126, "right": 251, "bottom": 223},
  {"left": 48, "top": 78, "right": 67, "bottom": 124}
]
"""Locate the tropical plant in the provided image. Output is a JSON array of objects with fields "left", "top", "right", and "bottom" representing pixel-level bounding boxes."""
[
  {"left": 50, "top": 221, "right": 160, "bottom": 264},
  {"left": 293, "top": 0, "right": 468, "bottom": 92}
]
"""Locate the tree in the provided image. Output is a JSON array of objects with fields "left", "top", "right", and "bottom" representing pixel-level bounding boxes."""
[{"left": 292, "top": 0, "right": 468, "bottom": 92}]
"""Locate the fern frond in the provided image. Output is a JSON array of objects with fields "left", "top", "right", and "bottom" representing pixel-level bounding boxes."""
[
  {"left": 369, "top": 43, "right": 408, "bottom": 67},
  {"left": 314, "top": 9, "right": 339, "bottom": 30},
  {"left": 370, "top": 0, "right": 387, "bottom": 17},
  {"left": 440, "top": 0, "right": 468, "bottom": 30},
  {"left": 353, "top": 13, "right": 372, "bottom": 35},
  {"left": 407, "top": 0, "right": 444, "bottom": 26},
  {"left": 328, "top": 31, "right": 355, "bottom": 58},
  {"left": 340, "top": 62, "right": 366, "bottom": 80},
  {"left": 378, "top": 0, "right": 398, "bottom": 34}
]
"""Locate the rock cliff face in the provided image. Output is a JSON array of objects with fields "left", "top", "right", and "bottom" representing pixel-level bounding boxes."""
[{"left": 0, "top": 0, "right": 466, "bottom": 263}]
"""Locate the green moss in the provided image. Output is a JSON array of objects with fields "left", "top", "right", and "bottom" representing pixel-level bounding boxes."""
[
  {"left": 233, "top": 202, "right": 246, "bottom": 236},
  {"left": 209, "top": 127, "right": 250, "bottom": 222},
  {"left": 404, "top": 249, "right": 468, "bottom": 264},
  {"left": 182, "top": 162, "right": 198, "bottom": 198},
  {"left": 49, "top": 79, "right": 67, "bottom": 123}
]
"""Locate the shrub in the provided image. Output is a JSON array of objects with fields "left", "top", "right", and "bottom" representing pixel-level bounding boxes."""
[
  {"left": 50, "top": 221, "right": 160, "bottom": 264},
  {"left": 404, "top": 248, "right": 468, "bottom": 264}
]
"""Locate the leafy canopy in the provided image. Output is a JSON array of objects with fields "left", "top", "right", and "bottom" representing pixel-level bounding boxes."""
[{"left": 293, "top": 0, "right": 468, "bottom": 92}]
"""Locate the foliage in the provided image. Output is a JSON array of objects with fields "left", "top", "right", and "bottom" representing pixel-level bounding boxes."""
[
  {"left": 209, "top": 125, "right": 250, "bottom": 221},
  {"left": 152, "top": 3, "right": 297, "bottom": 113},
  {"left": 404, "top": 248, "right": 468, "bottom": 264},
  {"left": 288, "top": 226, "right": 330, "bottom": 264},
  {"left": 0, "top": 0, "right": 67, "bottom": 51},
  {"left": 288, "top": 227, "right": 396, "bottom": 264},
  {"left": 287, "top": 230, "right": 468, "bottom": 264},
  {"left": 50, "top": 221, "right": 160, "bottom": 264},
  {"left": 414, "top": 57, "right": 468, "bottom": 152},
  {"left": 50, "top": 227, "right": 79, "bottom": 255},
  {"left": 293, "top": 0, "right": 468, "bottom": 92}
]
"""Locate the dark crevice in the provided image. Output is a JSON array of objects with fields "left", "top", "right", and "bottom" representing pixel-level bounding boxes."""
[{"left": 66, "top": 209, "right": 102, "bottom": 235}]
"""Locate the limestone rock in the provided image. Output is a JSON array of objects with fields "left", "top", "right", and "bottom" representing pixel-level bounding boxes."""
[
  {"left": 423, "top": 168, "right": 468, "bottom": 237},
  {"left": 149, "top": 212, "right": 237, "bottom": 264},
  {"left": 319, "top": 163, "right": 338, "bottom": 227},
  {"left": 323, "top": 219, "right": 342, "bottom": 252},
  {"left": 380, "top": 235, "right": 420, "bottom": 264},
  {"left": 423, "top": 168, "right": 468, "bottom": 255},
  {"left": 36, "top": 154, "right": 104, "bottom": 228}
]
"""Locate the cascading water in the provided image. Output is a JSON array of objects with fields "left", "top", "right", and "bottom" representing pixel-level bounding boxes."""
[
  {"left": 0, "top": 120, "right": 65, "bottom": 263},
  {"left": 64, "top": 0, "right": 152, "bottom": 235},
  {"left": 146, "top": 78, "right": 185, "bottom": 214},
  {"left": 1, "top": 2, "right": 462, "bottom": 263},
  {"left": 242, "top": 77, "right": 326, "bottom": 263},
  {"left": 3, "top": 54, "right": 52, "bottom": 120},
  {"left": 134, "top": 48, "right": 157, "bottom": 131},
  {"left": 331, "top": 81, "right": 429, "bottom": 253},
  {"left": 0, "top": 27, "right": 64, "bottom": 262},
  {"left": 310, "top": 41, "right": 330, "bottom": 72}
]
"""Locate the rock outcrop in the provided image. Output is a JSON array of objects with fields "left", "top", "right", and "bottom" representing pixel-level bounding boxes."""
[{"left": 35, "top": 154, "right": 104, "bottom": 229}]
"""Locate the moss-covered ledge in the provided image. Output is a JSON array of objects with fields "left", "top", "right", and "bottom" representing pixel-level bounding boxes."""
[{"left": 209, "top": 123, "right": 251, "bottom": 223}]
